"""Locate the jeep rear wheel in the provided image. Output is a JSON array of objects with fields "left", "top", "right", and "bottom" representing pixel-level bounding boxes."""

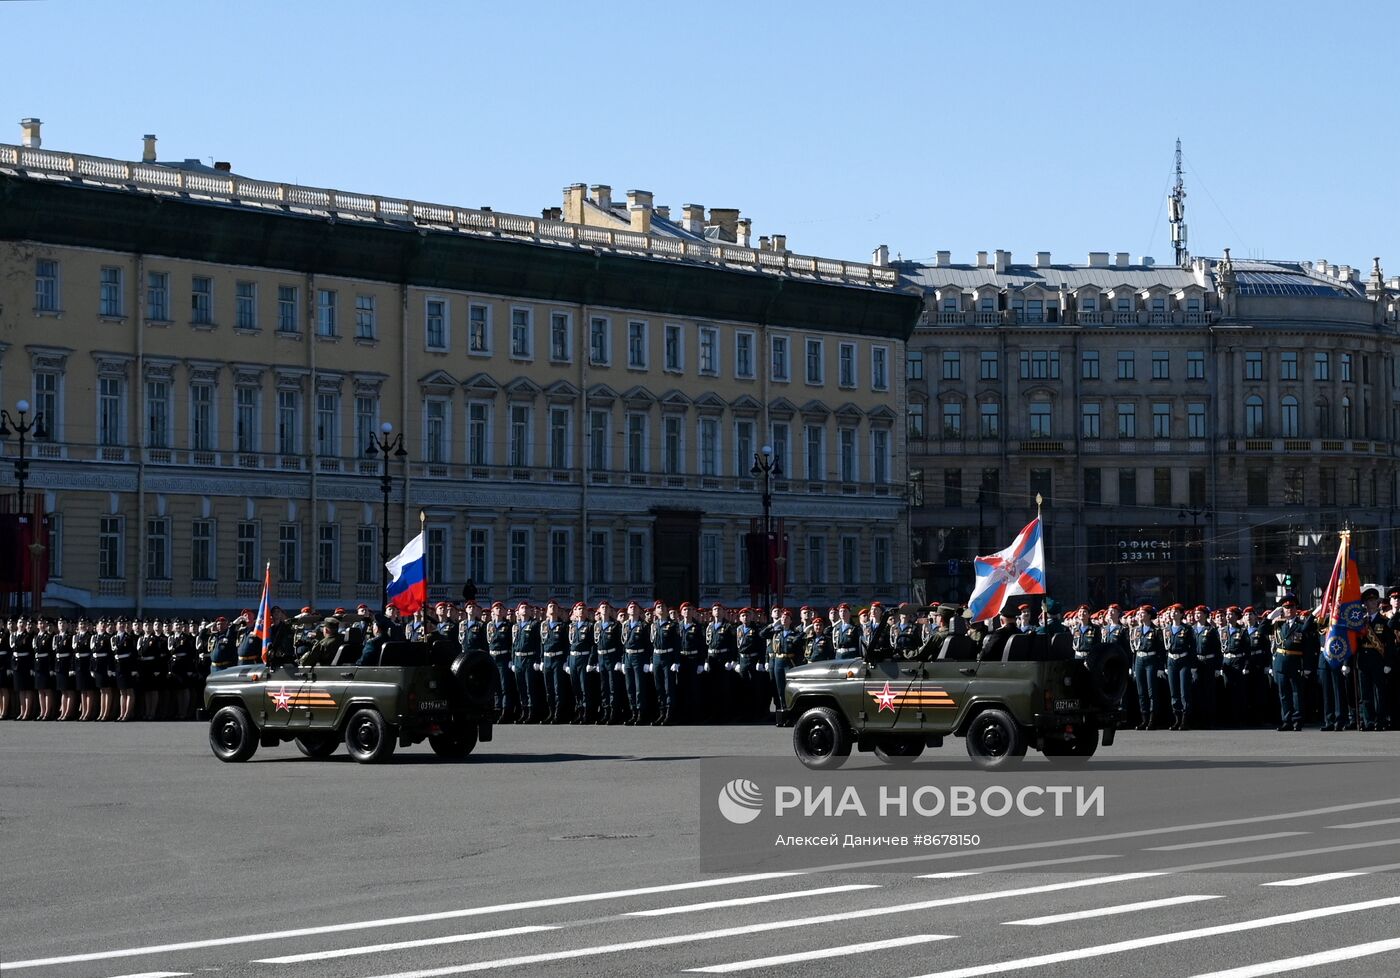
[
  {"left": 429, "top": 724, "right": 479, "bottom": 759},
  {"left": 209, "top": 705, "right": 258, "bottom": 763},
  {"left": 793, "top": 706, "right": 851, "bottom": 770},
  {"left": 965, "top": 708, "right": 1025, "bottom": 770},
  {"left": 1042, "top": 726, "right": 1098, "bottom": 766},
  {"left": 873, "top": 737, "right": 925, "bottom": 766},
  {"left": 344, "top": 708, "right": 397, "bottom": 764},
  {"left": 294, "top": 733, "right": 340, "bottom": 759}
]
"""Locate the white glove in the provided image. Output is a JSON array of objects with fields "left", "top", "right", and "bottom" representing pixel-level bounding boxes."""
[
  {"left": 702, "top": 663, "right": 710, "bottom": 673},
  {"left": 564, "top": 666, "right": 572, "bottom": 675},
  {"left": 509, "top": 663, "right": 518, "bottom": 673},
  {"left": 670, "top": 663, "right": 679, "bottom": 673},
  {"left": 614, "top": 663, "right": 624, "bottom": 673},
  {"left": 1342, "top": 665, "right": 1351, "bottom": 676},
  {"left": 532, "top": 662, "right": 542, "bottom": 672},
  {"left": 1157, "top": 670, "right": 1166, "bottom": 679},
  {"left": 758, "top": 662, "right": 769, "bottom": 672},
  {"left": 1386, "top": 667, "right": 1393, "bottom": 675},
  {"left": 643, "top": 663, "right": 653, "bottom": 673},
  {"left": 585, "top": 665, "right": 596, "bottom": 673}
]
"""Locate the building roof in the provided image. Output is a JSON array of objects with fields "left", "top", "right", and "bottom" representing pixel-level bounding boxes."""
[{"left": 897, "top": 261, "right": 1205, "bottom": 292}]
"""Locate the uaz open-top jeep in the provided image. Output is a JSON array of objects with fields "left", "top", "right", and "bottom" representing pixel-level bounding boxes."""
[
  {"left": 782, "top": 632, "right": 1129, "bottom": 770},
  {"left": 204, "top": 638, "right": 496, "bottom": 764}
]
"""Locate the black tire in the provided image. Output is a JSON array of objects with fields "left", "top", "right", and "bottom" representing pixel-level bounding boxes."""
[
  {"left": 344, "top": 708, "right": 397, "bottom": 764},
  {"left": 294, "top": 733, "right": 340, "bottom": 759},
  {"left": 449, "top": 650, "right": 497, "bottom": 710},
  {"left": 873, "top": 737, "right": 925, "bottom": 766},
  {"left": 1084, "top": 644, "right": 1130, "bottom": 707},
  {"left": 1042, "top": 726, "right": 1098, "bottom": 766},
  {"left": 965, "top": 708, "right": 1025, "bottom": 770},
  {"left": 792, "top": 706, "right": 851, "bottom": 770},
  {"left": 429, "top": 724, "right": 479, "bottom": 759},
  {"left": 209, "top": 705, "right": 258, "bottom": 763}
]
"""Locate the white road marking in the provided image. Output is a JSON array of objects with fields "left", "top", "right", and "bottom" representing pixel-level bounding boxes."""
[
  {"left": 102, "top": 973, "right": 191, "bottom": 978},
  {"left": 687, "top": 935, "right": 955, "bottom": 973},
  {"left": 1003, "top": 894, "right": 1220, "bottom": 926},
  {"left": 0, "top": 872, "right": 800, "bottom": 971},
  {"left": 359, "top": 873, "right": 1159, "bottom": 978},
  {"left": 905, "top": 895, "right": 1400, "bottom": 978},
  {"left": 1327, "top": 815, "right": 1400, "bottom": 829},
  {"left": 920, "top": 871, "right": 981, "bottom": 879},
  {"left": 252, "top": 926, "right": 558, "bottom": 964},
  {"left": 1146, "top": 831, "right": 1308, "bottom": 851},
  {"left": 1260, "top": 872, "right": 1366, "bottom": 887},
  {"left": 1169, "top": 838, "right": 1400, "bottom": 873},
  {"left": 1185, "top": 936, "right": 1400, "bottom": 977},
  {"left": 625, "top": 884, "right": 880, "bottom": 916},
  {"left": 918, "top": 854, "right": 1119, "bottom": 877}
]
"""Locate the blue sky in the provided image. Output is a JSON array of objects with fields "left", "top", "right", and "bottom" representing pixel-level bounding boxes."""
[{"left": 7, "top": 0, "right": 1398, "bottom": 269}]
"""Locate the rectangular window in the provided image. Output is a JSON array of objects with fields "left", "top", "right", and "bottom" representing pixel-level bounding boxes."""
[
  {"left": 839, "top": 343, "right": 857, "bottom": 387},
  {"left": 319, "top": 523, "right": 341, "bottom": 583},
  {"left": 468, "top": 528, "right": 490, "bottom": 584},
  {"left": 665, "top": 323, "right": 683, "bottom": 372},
  {"left": 1084, "top": 468, "right": 1102, "bottom": 506},
  {"left": 805, "top": 424, "right": 825, "bottom": 481},
  {"left": 190, "top": 384, "right": 214, "bottom": 452},
  {"left": 871, "top": 347, "right": 889, "bottom": 390},
  {"left": 1246, "top": 469, "right": 1269, "bottom": 506},
  {"left": 627, "top": 320, "right": 647, "bottom": 368},
  {"left": 1152, "top": 403, "right": 1171, "bottom": 438},
  {"left": 908, "top": 403, "right": 925, "bottom": 439},
  {"left": 1030, "top": 469, "right": 1053, "bottom": 505},
  {"left": 354, "top": 396, "right": 375, "bottom": 458},
  {"left": 735, "top": 331, "right": 754, "bottom": 378},
  {"left": 1118, "top": 468, "right": 1138, "bottom": 507},
  {"left": 510, "top": 528, "right": 531, "bottom": 583},
  {"left": 1189, "top": 469, "right": 1206, "bottom": 507},
  {"left": 1117, "top": 403, "right": 1137, "bottom": 438},
  {"left": 35, "top": 258, "right": 60, "bottom": 312},
  {"left": 551, "top": 312, "right": 571, "bottom": 362},
  {"left": 806, "top": 338, "right": 824, "bottom": 384},
  {"left": 34, "top": 372, "right": 59, "bottom": 441},
  {"left": 467, "top": 402, "right": 490, "bottom": 466},
  {"left": 278, "top": 523, "right": 300, "bottom": 583},
  {"left": 549, "top": 406, "right": 570, "bottom": 468},
  {"left": 425, "top": 298, "right": 447, "bottom": 350},
  {"left": 190, "top": 276, "right": 213, "bottom": 326},
  {"left": 1319, "top": 467, "right": 1337, "bottom": 507},
  {"left": 944, "top": 469, "right": 962, "bottom": 508},
  {"left": 1348, "top": 467, "right": 1361, "bottom": 505},
  {"left": 315, "top": 392, "right": 339, "bottom": 456},
  {"left": 1186, "top": 350, "right": 1205, "bottom": 379},
  {"left": 357, "top": 526, "right": 375, "bottom": 584},
  {"left": 589, "top": 409, "right": 610, "bottom": 471},
  {"left": 355, "top": 294, "right": 375, "bottom": 339},
  {"left": 871, "top": 429, "right": 890, "bottom": 484},
  {"left": 1081, "top": 402, "right": 1100, "bottom": 439},
  {"left": 588, "top": 530, "right": 608, "bottom": 585},
  {"left": 99, "top": 516, "right": 123, "bottom": 580},
  {"left": 1081, "top": 350, "right": 1100, "bottom": 380},
  {"left": 510, "top": 307, "right": 532, "bottom": 358},
  {"left": 980, "top": 351, "right": 999, "bottom": 380},
  {"left": 276, "top": 285, "right": 298, "bottom": 332},
  {"left": 941, "top": 351, "right": 960, "bottom": 380},
  {"left": 97, "top": 377, "right": 123, "bottom": 447},
  {"left": 1152, "top": 351, "right": 1169, "bottom": 380},
  {"left": 979, "top": 401, "right": 1000, "bottom": 438},
  {"left": 237, "top": 522, "right": 258, "bottom": 582},
  {"left": 151, "top": 380, "right": 180, "bottom": 442},
  {"left": 47, "top": 514, "right": 63, "bottom": 580},
  {"left": 771, "top": 336, "right": 790, "bottom": 382},
  {"left": 841, "top": 536, "right": 859, "bottom": 586},
  {"left": 1245, "top": 351, "right": 1264, "bottom": 381},
  {"left": 1314, "top": 352, "right": 1330, "bottom": 381},
  {"left": 424, "top": 399, "right": 448, "bottom": 464},
  {"left": 590, "top": 316, "right": 610, "bottom": 365},
  {"left": 100, "top": 266, "right": 124, "bottom": 317},
  {"left": 873, "top": 537, "right": 891, "bottom": 585},
  {"left": 1279, "top": 351, "right": 1298, "bottom": 380},
  {"left": 316, "top": 288, "right": 336, "bottom": 336},
  {"left": 906, "top": 350, "right": 924, "bottom": 381},
  {"left": 277, "top": 390, "right": 300, "bottom": 455},
  {"left": 735, "top": 421, "right": 755, "bottom": 478},
  {"left": 424, "top": 526, "right": 445, "bottom": 585},
  {"left": 627, "top": 414, "right": 646, "bottom": 473},
  {"left": 1117, "top": 351, "right": 1136, "bottom": 380},
  {"left": 147, "top": 271, "right": 170, "bottom": 322},
  {"left": 771, "top": 422, "right": 790, "bottom": 475},
  {"left": 1029, "top": 402, "right": 1052, "bottom": 438},
  {"left": 701, "top": 532, "right": 721, "bottom": 585},
  {"left": 628, "top": 530, "right": 648, "bottom": 584},
  {"left": 838, "top": 427, "right": 857, "bottom": 482},
  {"left": 551, "top": 529, "right": 571, "bottom": 585},
  {"left": 509, "top": 404, "right": 531, "bottom": 467},
  {"left": 1187, "top": 402, "right": 1207, "bottom": 438},
  {"left": 699, "top": 417, "right": 719, "bottom": 476},
  {"left": 469, "top": 304, "right": 490, "bottom": 353},
  {"left": 942, "top": 402, "right": 962, "bottom": 438},
  {"left": 234, "top": 281, "right": 257, "bottom": 330},
  {"left": 1019, "top": 351, "right": 1061, "bottom": 380},
  {"left": 1154, "top": 467, "right": 1172, "bottom": 507},
  {"left": 236, "top": 386, "right": 259, "bottom": 453},
  {"left": 805, "top": 535, "right": 827, "bottom": 585},
  {"left": 698, "top": 326, "right": 719, "bottom": 375},
  {"left": 146, "top": 518, "right": 170, "bottom": 581},
  {"left": 663, "top": 416, "right": 683, "bottom": 474},
  {"left": 1341, "top": 353, "right": 1352, "bottom": 382}
]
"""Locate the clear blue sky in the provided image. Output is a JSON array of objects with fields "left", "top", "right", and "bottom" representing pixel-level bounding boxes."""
[{"left": 7, "top": 0, "right": 1398, "bottom": 270}]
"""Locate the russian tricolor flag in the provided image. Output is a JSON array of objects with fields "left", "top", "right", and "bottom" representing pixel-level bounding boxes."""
[{"left": 386, "top": 532, "right": 428, "bottom": 616}]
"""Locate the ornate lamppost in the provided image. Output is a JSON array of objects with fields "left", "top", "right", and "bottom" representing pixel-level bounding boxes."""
[
  {"left": 0, "top": 400, "right": 46, "bottom": 612},
  {"left": 366, "top": 421, "right": 407, "bottom": 595},
  {"left": 751, "top": 444, "right": 782, "bottom": 613}
]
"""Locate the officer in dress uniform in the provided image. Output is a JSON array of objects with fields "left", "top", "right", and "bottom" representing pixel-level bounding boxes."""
[
  {"left": 299, "top": 618, "right": 344, "bottom": 668},
  {"left": 918, "top": 606, "right": 956, "bottom": 659},
  {"left": 486, "top": 601, "right": 516, "bottom": 722},
  {"left": 32, "top": 619, "right": 55, "bottom": 721},
  {"left": 1272, "top": 598, "right": 1312, "bottom": 732},
  {"left": 891, "top": 605, "right": 919, "bottom": 660},
  {"left": 704, "top": 604, "right": 735, "bottom": 723},
  {"left": 1161, "top": 604, "right": 1197, "bottom": 730},
  {"left": 458, "top": 600, "right": 487, "bottom": 655},
  {"left": 807, "top": 617, "right": 834, "bottom": 662},
  {"left": 1219, "top": 607, "right": 1252, "bottom": 727},
  {"left": 672, "top": 602, "right": 705, "bottom": 723},
  {"left": 1129, "top": 605, "right": 1165, "bottom": 730},
  {"left": 566, "top": 602, "right": 595, "bottom": 724},
  {"left": 592, "top": 600, "right": 623, "bottom": 725},
  {"left": 1070, "top": 605, "right": 1101, "bottom": 659},
  {"left": 538, "top": 600, "right": 569, "bottom": 724},
  {"left": 734, "top": 608, "right": 765, "bottom": 722},
  {"left": 767, "top": 608, "right": 803, "bottom": 726},
  {"left": 1036, "top": 600, "right": 1069, "bottom": 638},
  {"left": 1358, "top": 588, "right": 1393, "bottom": 731},
  {"left": 54, "top": 618, "right": 76, "bottom": 721},
  {"left": 832, "top": 604, "right": 859, "bottom": 660},
  {"left": 649, "top": 600, "right": 680, "bottom": 725},
  {"left": 861, "top": 603, "right": 892, "bottom": 662},
  {"left": 167, "top": 620, "right": 198, "bottom": 720},
  {"left": 620, "top": 601, "right": 651, "bottom": 725},
  {"left": 510, "top": 603, "right": 541, "bottom": 723},
  {"left": 1191, "top": 606, "right": 1221, "bottom": 728},
  {"left": 1318, "top": 610, "right": 1355, "bottom": 733}
]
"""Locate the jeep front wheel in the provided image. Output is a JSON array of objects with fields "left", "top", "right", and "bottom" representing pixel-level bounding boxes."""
[
  {"left": 209, "top": 705, "right": 258, "bottom": 763},
  {"left": 873, "top": 736, "right": 925, "bottom": 766},
  {"left": 429, "top": 724, "right": 479, "bottom": 759},
  {"left": 792, "top": 706, "right": 851, "bottom": 770},
  {"left": 344, "top": 708, "right": 397, "bottom": 764},
  {"left": 965, "top": 708, "right": 1025, "bottom": 770},
  {"left": 294, "top": 733, "right": 340, "bottom": 759}
]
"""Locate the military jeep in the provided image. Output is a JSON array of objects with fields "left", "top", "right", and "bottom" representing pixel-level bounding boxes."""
[
  {"left": 203, "top": 638, "right": 496, "bottom": 764},
  {"left": 782, "top": 632, "right": 1128, "bottom": 770}
]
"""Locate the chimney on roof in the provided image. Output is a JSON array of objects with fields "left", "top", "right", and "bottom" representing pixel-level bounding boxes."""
[
  {"left": 626, "top": 189, "right": 654, "bottom": 233},
  {"left": 994, "top": 249, "right": 1010, "bottom": 273},
  {"left": 976, "top": 251, "right": 989, "bottom": 269},
  {"left": 214, "top": 161, "right": 231, "bottom": 172},
  {"left": 541, "top": 206, "right": 563, "bottom": 221},
  {"left": 771, "top": 233, "right": 787, "bottom": 253},
  {"left": 708, "top": 208, "right": 740, "bottom": 243},
  {"left": 1035, "top": 251, "right": 1052, "bottom": 268},
  {"left": 655, "top": 205, "right": 670, "bottom": 221},
  {"left": 872, "top": 244, "right": 889, "bottom": 266},
  {"left": 19, "top": 117, "right": 41, "bottom": 149},
  {"left": 1140, "top": 256, "right": 1155, "bottom": 267},
  {"left": 759, "top": 235, "right": 771, "bottom": 252},
  {"left": 1115, "top": 252, "right": 1131, "bottom": 268},
  {"left": 736, "top": 217, "right": 752, "bottom": 247},
  {"left": 936, "top": 250, "right": 951, "bottom": 267},
  {"left": 1088, "top": 251, "right": 1109, "bottom": 267},
  {"left": 563, "top": 183, "right": 587, "bottom": 223},
  {"left": 682, "top": 203, "right": 705, "bottom": 235},
  {"left": 142, "top": 134, "right": 157, "bottom": 163},
  {"left": 590, "top": 184, "right": 612, "bottom": 210}
]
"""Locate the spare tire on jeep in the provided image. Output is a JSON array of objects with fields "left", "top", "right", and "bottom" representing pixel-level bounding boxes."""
[
  {"left": 448, "top": 649, "right": 496, "bottom": 710},
  {"left": 1082, "top": 643, "right": 1130, "bottom": 707}
]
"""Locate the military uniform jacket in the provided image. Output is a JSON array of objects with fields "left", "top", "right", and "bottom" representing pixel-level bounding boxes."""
[
  {"left": 459, "top": 619, "right": 488, "bottom": 654},
  {"left": 891, "top": 622, "right": 919, "bottom": 658},
  {"left": 807, "top": 630, "right": 835, "bottom": 662},
  {"left": 1193, "top": 624, "right": 1221, "bottom": 670},
  {"left": 111, "top": 632, "right": 137, "bottom": 674},
  {"left": 735, "top": 624, "right": 763, "bottom": 659},
  {"left": 1163, "top": 623, "right": 1197, "bottom": 661},
  {"left": 137, "top": 634, "right": 164, "bottom": 672},
  {"left": 568, "top": 621, "right": 595, "bottom": 660},
  {"left": 1101, "top": 622, "right": 1127, "bottom": 654},
  {"left": 650, "top": 619, "right": 679, "bottom": 656},
  {"left": 705, "top": 621, "right": 735, "bottom": 663},
  {"left": 539, "top": 618, "right": 569, "bottom": 656},
  {"left": 1129, "top": 625, "right": 1165, "bottom": 665},
  {"left": 52, "top": 632, "right": 74, "bottom": 676},
  {"left": 1220, "top": 625, "right": 1252, "bottom": 668},
  {"left": 1070, "top": 623, "right": 1101, "bottom": 657},
  {"left": 72, "top": 630, "right": 93, "bottom": 673},
  {"left": 168, "top": 633, "right": 198, "bottom": 680},
  {"left": 511, "top": 620, "right": 540, "bottom": 660},
  {"left": 1361, "top": 613, "right": 1394, "bottom": 662},
  {"left": 622, "top": 619, "right": 651, "bottom": 655},
  {"left": 31, "top": 632, "right": 53, "bottom": 676},
  {"left": 486, "top": 620, "right": 513, "bottom": 656},
  {"left": 593, "top": 620, "right": 622, "bottom": 657},
  {"left": 1273, "top": 616, "right": 1316, "bottom": 674},
  {"left": 860, "top": 620, "right": 893, "bottom": 660},
  {"left": 769, "top": 626, "right": 804, "bottom": 663},
  {"left": 831, "top": 621, "right": 859, "bottom": 657},
  {"left": 677, "top": 620, "right": 704, "bottom": 657}
]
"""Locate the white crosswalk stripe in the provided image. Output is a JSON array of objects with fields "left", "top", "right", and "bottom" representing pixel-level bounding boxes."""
[
  {"left": 625, "top": 883, "right": 881, "bottom": 916},
  {"left": 1003, "top": 894, "right": 1220, "bottom": 926},
  {"left": 1184, "top": 936, "right": 1400, "bottom": 977},
  {"left": 917, "top": 854, "right": 1121, "bottom": 877},
  {"left": 1146, "top": 831, "right": 1308, "bottom": 851},
  {"left": 687, "top": 935, "right": 955, "bottom": 973},
  {"left": 252, "top": 926, "right": 559, "bottom": 965},
  {"left": 1260, "top": 872, "right": 1366, "bottom": 887}
]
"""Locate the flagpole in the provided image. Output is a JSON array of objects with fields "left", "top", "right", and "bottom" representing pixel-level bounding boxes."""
[{"left": 419, "top": 509, "right": 428, "bottom": 609}]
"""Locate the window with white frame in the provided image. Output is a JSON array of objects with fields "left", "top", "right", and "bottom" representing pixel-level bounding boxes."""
[
  {"left": 805, "top": 535, "right": 826, "bottom": 584},
  {"left": 734, "top": 420, "right": 754, "bottom": 477},
  {"left": 805, "top": 339, "right": 824, "bottom": 385},
  {"left": 627, "top": 413, "right": 646, "bottom": 473},
  {"left": 1118, "top": 402, "right": 1138, "bottom": 438},
  {"left": 190, "top": 383, "right": 215, "bottom": 451},
  {"left": 627, "top": 530, "right": 648, "bottom": 583},
  {"left": 509, "top": 527, "right": 532, "bottom": 583},
  {"left": 628, "top": 320, "right": 647, "bottom": 368},
  {"left": 735, "top": 331, "right": 755, "bottom": 379},
  {"left": 34, "top": 259, "right": 60, "bottom": 312},
  {"left": 549, "top": 406, "right": 571, "bottom": 468},
  {"left": 316, "top": 289, "right": 337, "bottom": 336},
  {"left": 146, "top": 517, "right": 171, "bottom": 581},
  {"left": 423, "top": 398, "right": 448, "bottom": 463},
  {"left": 771, "top": 335, "right": 790, "bottom": 382},
  {"left": 942, "top": 401, "right": 962, "bottom": 438},
  {"left": 467, "top": 401, "right": 490, "bottom": 466},
  {"left": 315, "top": 392, "right": 339, "bottom": 456},
  {"left": 908, "top": 402, "right": 925, "bottom": 439},
  {"left": 34, "top": 371, "right": 60, "bottom": 441},
  {"left": 805, "top": 424, "right": 825, "bottom": 481},
  {"left": 771, "top": 422, "right": 790, "bottom": 475},
  {"left": 589, "top": 409, "right": 610, "bottom": 470},
  {"left": 468, "top": 527, "right": 490, "bottom": 583},
  {"left": 236, "top": 386, "right": 259, "bottom": 453},
  {"left": 236, "top": 281, "right": 257, "bottom": 330},
  {"left": 99, "top": 516, "right": 123, "bottom": 580},
  {"left": 589, "top": 316, "right": 610, "bottom": 365},
  {"left": 841, "top": 536, "right": 859, "bottom": 586},
  {"left": 663, "top": 415, "right": 683, "bottom": 474},
  {"left": 701, "top": 532, "right": 721, "bottom": 584},
  {"left": 277, "top": 389, "right": 300, "bottom": 455},
  {"left": 699, "top": 417, "right": 719, "bottom": 476},
  {"left": 871, "top": 346, "right": 889, "bottom": 390},
  {"left": 873, "top": 536, "right": 891, "bottom": 585},
  {"left": 664, "top": 323, "right": 683, "bottom": 372},
  {"left": 100, "top": 266, "right": 124, "bottom": 318},
  {"left": 319, "top": 523, "right": 341, "bottom": 582},
  {"left": 839, "top": 427, "right": 857, "bottom": 482},
  {"left": 550, "top": 312, "right": 571, "bottom": 362},
  {"left": 237, "top": 521, "right": 259, "bottom": 582},
  {"left": 511, "top": 308, "right": 532, "bottom": 358},
  {"left": 550, "top": 529, "right": 571, "bottom": 585},
  {"left": 355, "top": 294, "right": 376, "bottom": 339},
  {"left": 147, "top": 271, "right": 171, "bottom": 322},
  {"left": 871, "top": 428, "right": 890, "bottom": 483},
  {"left": 509, "top": 403, "right": 531, "bottom": 467},
  {"left": 278, "top": 523, "right": 300, "bottom": 583},
  {"left": 838, "top": 343, "right": 856, "bottom": 388},
  {"left": 354, "top": 395, "right": 375, "bottom": 458},
  {"left": 699, "top": 326, "right": 719, "bottom": 375},
  {"left": 192, "top": 520, "right": 215, "bottom": 581},
  {"left": 1029, "top": 400, "right": 1052, "bottom": 438},
  {"left": 276, "top": 285, "right": 298, "bottom": 332},
  {"left": 356, "top": 526, "right": 375, "bottom": 584},
  {"left": 191, "top": 276, "right": 213, "bottom": 326},
  {"left": 425, "top": 298, "right": 447, "bottom": 350},
  {"left": 424, "top": 526, "right": 444, "bottom": 584},
  {"left": 97, "top": 376, "right": 124, "bottom": 447},
  {"left": 469, "top": 304, "right": 490, "bottom": 353},
  {"left": 589, "top": 530, "right": 609, "bottom": 584}
]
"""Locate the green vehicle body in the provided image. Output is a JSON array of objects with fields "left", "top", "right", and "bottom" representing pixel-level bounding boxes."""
[
  {"left": 203, "top": 639, "right": 495, "bottom": 764},
  {"left": 781, "top": 632, "right": 1129, "bottom": 770}
]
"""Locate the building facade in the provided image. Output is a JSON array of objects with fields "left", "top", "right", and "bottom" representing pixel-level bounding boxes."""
[
  {"left": 0, "top": 125, "right": 919, "bottom": 614},
  {"left": 899, "top": 248, "right": 1400, "bottom": 609}
]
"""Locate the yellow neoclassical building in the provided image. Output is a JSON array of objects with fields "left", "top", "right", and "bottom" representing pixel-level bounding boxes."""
[{"left": 0, "top": 123, "right": 919, "bottom": 614}]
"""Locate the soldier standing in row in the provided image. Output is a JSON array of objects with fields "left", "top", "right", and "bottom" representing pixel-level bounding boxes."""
[
  {"left": 1191, "top": 605, "right": 1221, "bottom": 728},
  {"left": 807, "top": 617, "right": 834, "bottom": 662},
  {"left": 675, "top": 602, "right": 704, "bottom": 723},
  {"left": 733, "top": 607, "right": 765, "bottom": 722},
  {"left": 621, "top": 601, "right": 650, "bottom": 725},
  {"left": 1272, "top": 598, "right": 1311, "bottom": 732},
  {"left": 832, "top": 604, "right": 859, "bottom": 659},
  {"left": 539, "top": 600, "right": 569, "bottom": 724},
  {"left": 861, "top": 603, "right": 891, "bottom": 661},
  {"left": 592, "top": 600, "right": 623, "bottom": 725},
  {"left": 768, "top": 608, "right": 803, "bottom": 725},
  {"left": 567, "top": 602, "right": 595, "bottom": 724},
  {"left": 1161, "top": 604, "right": 1196, "bottom": 731},
  {"left": 486, "top": 601, "right": 515, "bottom": 723},
  {"left": 1129, "top": 605, "right": 1164, "bottom": 730},
  {"left": 1219, "top": 607, "right": 1252, "bottom": 727},
  {"left": 704, "top": 603, "right": 734, "bottom": 723},
  {"left": 650, "top": 600, "right": 679, "bottom": 725},
  {"left": 1358, "top": 588, "right": 1392, "bottom": 730},
  {"left": 511, "top": 603, "right": 541, "bottom": 723}
]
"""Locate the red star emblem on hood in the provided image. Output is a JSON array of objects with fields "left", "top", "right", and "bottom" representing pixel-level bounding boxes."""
[
  {"left": 270, "top": 686, "right": 291, "bottom": 711},
  {"left": 871, "top": 681, "right": 897, "bottom": 713}
]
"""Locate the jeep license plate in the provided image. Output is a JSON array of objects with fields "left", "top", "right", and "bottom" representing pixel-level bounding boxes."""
[
  {"left": 418, "top": 700, "right": 449, "bottom": 712},
  {"left": 1053, "top": 698, "right": 1081, "bottom": 711}
]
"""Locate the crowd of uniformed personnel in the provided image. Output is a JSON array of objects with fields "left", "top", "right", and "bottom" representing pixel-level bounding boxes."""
[{"left": 2, "top": 589, "right": 1397, "bottom": 731}]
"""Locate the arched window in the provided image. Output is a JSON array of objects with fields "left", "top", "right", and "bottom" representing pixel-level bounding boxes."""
[
  {"left": 1315, "top": 397, "right": 1330, "bottom": 438},
  {"left": 1244, "top": 395, "right": 1264, "bottom": 437},
  {"left": 1280, "top": 395, "right": 1299, "bottom": 437}
]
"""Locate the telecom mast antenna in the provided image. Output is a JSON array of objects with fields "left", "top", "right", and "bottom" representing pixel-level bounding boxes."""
[{"left": 1169, "top": 138, "right": 1189, "bottom": 267}]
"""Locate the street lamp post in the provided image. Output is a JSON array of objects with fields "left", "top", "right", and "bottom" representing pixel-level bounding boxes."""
[
  {"left": 0, "top": 400, "right": 47, "bottom": 613},
  {"left": 366, "top": 421, "right": 407, "bottom": 596},
  {"left": 751, "top": 445, "right": 782, "bottom": 614},
  {"left": 1178, "top": 504, "right": 1212, "bottom": 603}
]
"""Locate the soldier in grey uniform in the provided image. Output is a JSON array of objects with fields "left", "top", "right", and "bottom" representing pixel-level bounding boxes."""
[
  {"left": 832, "top": 604, "right": 860, "bottom": 659},
  {"left": 538, "top": 600, "right": 569, "bottom": 724},
  {"left": 704, "top": 603, "right": 735, "bottom": 723},
  {"left": 567, "top": 602, "right": 595, "bottom": 724},
  {"left": 486, "top": 601, "right": 516, "bottom": 722},
  {"left": 1191, "top": 605, "right": 1222, "bottom": 728},
  {"left": 1129, "top": 605, "right": 1165, "bottom": 730},
  {"left": 592, "top": 600, "right": 624, "bottom": 725},
  {"left": 1218, "top": 606, "right": 1253, "bottom": 727}
]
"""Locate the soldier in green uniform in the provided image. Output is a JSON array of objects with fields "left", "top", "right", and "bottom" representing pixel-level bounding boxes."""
[
  {"left": 299, "top": 618, "right": 343, "bottom": 668},
  {"left": 1272, "top": 598, "right": 1313, "bottom": 732},
  {"left": 1358, "top": 588, "right": 1393, "bottom": 730}
]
